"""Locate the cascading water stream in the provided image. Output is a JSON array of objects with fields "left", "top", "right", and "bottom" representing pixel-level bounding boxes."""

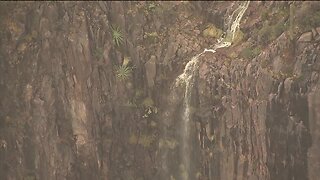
[{"left": 174, "top": 1, "right": 250, "bottom": 179}]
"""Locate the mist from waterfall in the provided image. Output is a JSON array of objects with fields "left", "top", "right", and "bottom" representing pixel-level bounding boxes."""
[{"left": 174, "top": 1, "right": 250, "bottom": 179}]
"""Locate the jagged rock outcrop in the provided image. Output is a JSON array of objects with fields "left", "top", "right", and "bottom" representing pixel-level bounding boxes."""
[{"left": 197, "top": 31, "right": 319, "bottom": 180}]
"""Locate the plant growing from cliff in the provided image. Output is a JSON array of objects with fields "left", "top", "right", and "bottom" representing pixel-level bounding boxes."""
[
  {"left": 296, "top": 6, "right": 320, "bottom": 33},
  {"left": 144, "top": 31, "right": 159, "bottom": 41},
  {"left": 147, "top": 2, "right": 156, "bottom": 11},
  {"left": 203, "top": 24, "right": 223, "bottom": 39},
  {"left": 141, "top": 97, "right": 158, "bottom": 118},
  {"left": 111, "top": 25, "right": 123, "bottom": 47},
  {"left": 129, "top": 133, "right": 156, "bottom": 148},
  {"left": 144, "top": 2, "right": 158, "bottom": 14},
  {"left": 240, "top": 46, "right": 261, "bottom": 60},
  {"left": 93, "top": 47, "right": 104, "bottom": 60},
  {"left": 261, "top": 9, "right": 269, "bottom": 21},
  {"left": 114, "top": 64, "right": 133, "bottom": 81}
]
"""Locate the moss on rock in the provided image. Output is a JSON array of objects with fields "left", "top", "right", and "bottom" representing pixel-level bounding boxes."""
[
  {"left": 232, "top": 29, "right": 245, "bottom": 45},
  {"left": 203, "top": 24, "right": 223, "bottom": 39}
]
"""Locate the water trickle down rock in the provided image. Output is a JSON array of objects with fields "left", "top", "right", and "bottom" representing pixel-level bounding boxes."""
[{"left": 172, "top": 1, "right": 250, "bottom": 180}]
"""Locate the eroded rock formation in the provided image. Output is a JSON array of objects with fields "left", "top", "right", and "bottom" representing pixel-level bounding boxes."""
[{"left": 0, "top": 1, "right": 320, "bottom": 180}]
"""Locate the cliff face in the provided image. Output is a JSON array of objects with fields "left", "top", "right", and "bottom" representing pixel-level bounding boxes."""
[
  {"left": 197, "top": 31, "right": 318, "bottom": 180},
  {"left": 0, "top": 1, "right": 320, "bottom": 180}
]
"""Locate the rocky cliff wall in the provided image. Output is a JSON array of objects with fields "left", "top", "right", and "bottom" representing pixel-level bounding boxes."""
[{"left": 0, "top": 1, "right": 320, "bottom": 180}]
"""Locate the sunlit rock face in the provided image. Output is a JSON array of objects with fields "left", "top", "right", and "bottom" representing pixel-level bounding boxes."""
[{"left": 0, "top": 1, "right": 320, "bottom": 180}]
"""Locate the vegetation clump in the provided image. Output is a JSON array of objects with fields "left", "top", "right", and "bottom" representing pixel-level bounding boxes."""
[
  {"left": 240, "top": 46, "right": 261, "bottom": 60},
  {"left": 114, "top": 64, "right": 133, "bottom": 81},
  {"left": 93, "top": 48, "right": 104, "bottom": 60},
  {"left": 159, "top": 138, "right": 177, "bottom": 149},
  {"left": 129, "top": 133, "right": 156, "bottom": 148},
  {"left": 111, "top": 25, "right": 124, "bottom": 47},
  {"left": 203, "top": 24, "right": 223, "bottom": 39},
  {"left": 255, "top": 3, "right": 291, "bottom": 44},
  {"left": 292, "top": 2, "right": 320, "bottom": 33},
  {"left": 142, "top": 97, "right": 158, "bottom": 118},
  {"left": 257, "top": 21, "right": 288, "bottom": 45},
  {"left": 232, "top": 30, "right": 245, "bottom": 45}
]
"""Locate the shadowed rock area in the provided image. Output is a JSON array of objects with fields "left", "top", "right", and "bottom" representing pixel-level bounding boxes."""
[{"left": 0, "top": 1, "right": 320, "bottom": 180}]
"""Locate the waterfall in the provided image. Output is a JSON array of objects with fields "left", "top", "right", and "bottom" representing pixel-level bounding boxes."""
[{"left": 174, "top": 1, "right": 250, "bottom": 179}]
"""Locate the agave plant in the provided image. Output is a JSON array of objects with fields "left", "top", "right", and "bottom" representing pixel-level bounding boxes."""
[
  {"left": 115, "top": 64, "right": 133, "bottom": 81},
  {"left": 111, "top": 26, "right": 124, "bottom": 47}
]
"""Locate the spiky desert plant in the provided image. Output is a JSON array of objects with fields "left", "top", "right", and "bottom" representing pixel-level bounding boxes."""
[
  {"left": 115, "top": 64, "right": 133, "bottom": 81},
  {"left": 111, "top": 25, "right": 124, "bottom": 47}
]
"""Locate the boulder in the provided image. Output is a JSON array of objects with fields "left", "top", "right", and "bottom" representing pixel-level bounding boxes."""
[{"left": 298, "top": 31, "right": 312, "bottom": 42}]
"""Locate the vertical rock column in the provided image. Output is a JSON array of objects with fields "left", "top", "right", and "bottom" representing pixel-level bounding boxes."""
[{"left": 308, "top": 81, "right": 320, "bottom": 179}]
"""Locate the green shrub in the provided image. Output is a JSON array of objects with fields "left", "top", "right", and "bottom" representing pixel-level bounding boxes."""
[
  {"left": 257, "top": 4, "right": 291, "bottom": 44},
  {"left": 240, "top": 46, "right": 261, "bottom": 59},
  {"left": 261, "top": 9, "right": 269, "bottom": 21},
  {"left": 111, "top": 25, "right": 124, "bottom": 47},
  {"left": 159, "top": 138, "right": 177, "bottom": 149},
  {"left": 258, "top": 23, "right": 272, "bottom": 44},
  {"left": 258, "top": 20, "right": 287, "bottom": 44},
  {"left": 203, "top": 24, "right": 223, "bottom": 39},
  {"left": 295, "top": 3, "right": 320, "bottom": 33},
  {"left": 147, "top": 2, "right": 157, "bottom": 11},
  {"left": 114, "top": 64, "right": 133, "bottom": 81},
  {"left": 298, "top": 11, "right": 320, "bottom": 32},
  {"left": 142, "top": 97, "right": 154, "bottom": 107},
  {"left": 144, "top": 31, "right": 158, "bottom": 39},
  {"left": 271, "top": 20, "right": 287, "bottom": 39},
  {"left": 232, "top": 29, "right": 245, "bottom": 45},
  {"left": 143, "top": 31, "right": 159, "bottom": 43},
  {"left": 129, "top": 133, "right": 156, "bottom": 148}
]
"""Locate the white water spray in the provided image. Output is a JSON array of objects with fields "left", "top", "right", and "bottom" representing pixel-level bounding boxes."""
[{"left": 175, "top": 1, "right": 250, "bottom": 179}]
